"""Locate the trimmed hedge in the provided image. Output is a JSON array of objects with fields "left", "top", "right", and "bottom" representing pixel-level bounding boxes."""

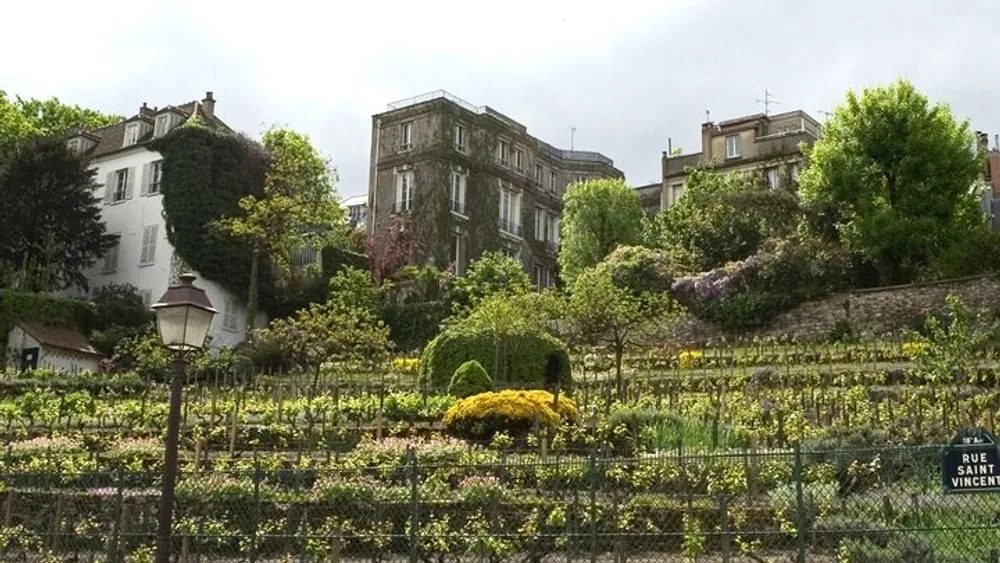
[
  {"left": 443, "top": 389, "right": 578, "bottom": 440},
  {"left": 448, "top": 360, "right": 492, "bottom": 398},
  {"left": 419, "top": 328, "right": 572, "bottom": 390}
]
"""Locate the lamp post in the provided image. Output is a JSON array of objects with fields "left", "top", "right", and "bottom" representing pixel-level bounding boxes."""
[{"left": 151, "top": 273, "right": 217, "bottom": 563}]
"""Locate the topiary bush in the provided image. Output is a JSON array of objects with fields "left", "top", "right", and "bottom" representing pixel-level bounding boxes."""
[
  {"left": 448, "top": 360, "right": 492, "bottom": 398},
  {"left": 420, "top": 328, "right": 572, "bottom": 390},
  {"left": 443, "top": 389, "right": 578, "bottom": 441}
]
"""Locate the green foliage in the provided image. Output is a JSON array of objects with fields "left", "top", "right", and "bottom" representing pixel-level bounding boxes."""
[
  {"left": 87, "top": 283, "right": 152, "bottom": 358},
  {"left": 799, "top": 79, "right": 985, "bottom": 285},
  {"left": 150, "top": 126, "right": 271, "bottom": 306},
  {"left": 322, "top": 246, "right": 370, "bottom": 278},
  {"left": 0, "top": 91, "right": 119, "bottom": 160},
  {"left": 904, "top": 295, "right": 995, "bottom": 387},
  {"left": 328, "top": 267, "right": 383, "bottom": 316},
  {"left": 648, "top": 167, "right": 801, "bottom": 274},
  {"left": 384, "top": 300, "right": 450, "bottom": 354},
  {"left": 0, "top": 137, "right": 118, "bottom": 291},
  {"left": 0, "top": 290, "right": 93, "bottom": 350},
  {"left": 420, "top": 327, "right": 571, "bottom": 390},
  {"left": 448, "top": 360, "right": 492, "bottom": 398},
  {"left": 559, "top": 178, "right": 645, "bottom": 284},
  {"left": 451, "top": 251, "right": 532, "bottom": 314}
]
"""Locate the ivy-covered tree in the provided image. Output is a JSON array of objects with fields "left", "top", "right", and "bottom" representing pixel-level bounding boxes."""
[
  {"left": 559, "top": 178, "right": 645, "bottom": 285},
  {"left": 648, "top": 168, "right": 800, "bottom": 275},
  {"left": 214, "top": 127, "right": 345, "bottom": 334},
  {"left": 0, "top": 136, "right": 118, "bottom": 291},
  {"left": 799, "top": 80, "right": 985, "bottom": 285},
  {"left": 0, "top": 92, "right": 119, "bottom": 161}
]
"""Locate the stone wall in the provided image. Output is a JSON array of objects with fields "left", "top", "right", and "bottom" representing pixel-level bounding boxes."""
[{"left": 664, "top": 275, "right": 1000, "bottom": 344}]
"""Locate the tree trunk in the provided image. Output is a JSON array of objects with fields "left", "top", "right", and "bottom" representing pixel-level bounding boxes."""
[
  {"left": 614, "top": 344, "right": 625, "bottom": 402},
  {"left": 244, "top": 252, "right": 260, "bottom": 340}
]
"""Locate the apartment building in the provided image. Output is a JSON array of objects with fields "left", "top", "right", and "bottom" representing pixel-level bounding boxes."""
[
  {"left": 648, "top": 110, "right": 821, "bottom": 215},
  {"left": 64, "top": 92, "right": 258, "bottom": 348},
  {"left": 342, "top": 194, "right": 368, "bottom": 228},
  {"left": 367, "top": 91, "right": 622, "bottom": 287}
]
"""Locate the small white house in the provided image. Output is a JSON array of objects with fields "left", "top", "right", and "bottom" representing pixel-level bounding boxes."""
[{"left": 5, "top": 323, "right": 102, "bottom": 374}]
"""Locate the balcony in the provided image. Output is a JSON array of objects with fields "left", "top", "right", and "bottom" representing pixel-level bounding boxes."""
[
  {"left": 392, "top": 200, "right": 412, "bottom": 214},
  {"left": 499, "top": 219, "right": 522, "bottom": 238},
  {"left": 450, "top": 199, "right": 467, "bottom": 216}
]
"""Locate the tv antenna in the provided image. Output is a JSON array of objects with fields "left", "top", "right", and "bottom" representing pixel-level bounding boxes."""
[{"left": 756, "top": 89, "right": 781, "bottom": 116}]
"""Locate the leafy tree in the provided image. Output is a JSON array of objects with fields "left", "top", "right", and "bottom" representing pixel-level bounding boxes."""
[
  {"left": 88, "top": 284, "right": 154, "bottom": 356},
  {"left": 648, "top": 168, "right": 800, "bottom": 274},
  {"left": 0, "top": 92, "right": 119, "bottom": 161},
  {"left": 214, "top": 127, "right": 345, "bottom": 334},
  {"left": 450, "top": 251, "right": 532, "bottom": 314},
  {"left": 558, "top": 178, "right": 645, "bottom": 284},
  {"left": 798, "top": 80, "right": 984, "bottom": 285},
  {"left": 566, "top": 252, "right": 675, "bottom": 400},
  {"left": 0, "top": 137, "right": 117, "bottom": 291},
  {"left": 367, "top": 216, "right": 415, "bottom": 285},
  {"left": 328, "top": 266, "right": 384, "bottom": 316}
]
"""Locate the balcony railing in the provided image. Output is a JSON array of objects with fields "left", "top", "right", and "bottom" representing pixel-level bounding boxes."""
[
  {"left": 499, "top": 219, "right": 522, "bottom": 238},
  {"left": 450, "top": 199, "right": 467, "bottom": 216}
]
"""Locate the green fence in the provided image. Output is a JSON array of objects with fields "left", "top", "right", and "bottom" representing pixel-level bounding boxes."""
[{"left": 1, "top": 445, "right": 998, "bottom": 562}]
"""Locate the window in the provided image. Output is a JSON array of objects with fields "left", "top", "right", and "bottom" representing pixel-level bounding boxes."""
[
  {"left": 112, "top": 168, "right": 129, "bottom": 202},
  {"left": 102, "top": 241, "right": 119, "bottom": 274},
  {"left": 140, "top": 289, "right": 153, "bottom": 308},
  {"left": 454, "top": 124, "right": 466, "bottom": 151},
  {"left": 222, "top": 296, "right": 238, "bottom": 331},
  {"left": 532, "top": 264, "right": 544, "bottom": 288},
  {"left": 154, "top": 114, "right": 174, "bottom": 138},
  {"left": 450, "top": 235, "right": 463, "bottom": 276},
  {"left": 497, "top": 139, "right": 509, "bottom": 166},
  {"left": 549, "top": 171, "right": 557, "bottom": 192},
  {"left": 501, "top": 246, "right": 521, "bottom": 263},
  {"left": 123, "top": 123, "right": 140, "bottom": 147},
  {"left": 66, "top": 139, "right": 79, "bottom": 155},
  {"left": 535, "top": 208, "right": 545, "bottom": 241},
  {"left": 725, "top": 134, "right": 740, "bottom": 158},
  {"left": 575, "top": 175, "right": 586, "bottom": 184},
  {"left": 498, "top": 183, "right": 521, "bottom": 237},
  {"left": 451, "top": 169, "right": 467, "bottom": 216},
  {"left": 395, "top": 169, "right": 413, "bottom": 212},
  {"left": 139, "top": 225, "right": 158, "bottom": 265},
  {"left": 791, "top": 163, "right": 800, "bottom": 184},
  {"left": 535, "top": 164, "right": 543, "bottom": 184},
  {"left": 546, "top": 214, "right": 557, "bottom": 246},
  {"left": 514, "top": 148, "right": 524, "bottom": 173},
  {"left": 671, "top": 183, "right": 685, "bottom": 205},
  {"left": 149, "top": 160, "right": 163, "bottom": 194},
  {"left": 400, "top": 122, "right": 413, "bottom": 150},
  {"left": 766, "top": 167, "right": 779, "bottom": 189}
]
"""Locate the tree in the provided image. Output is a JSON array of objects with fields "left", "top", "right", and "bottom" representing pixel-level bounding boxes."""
[
  {"left": 0, "top": 92, "right": 119, "bottom": 162},
  {"left": 327, "top": 266, "right": 384, "bottom": 316},
  {"left": 214, "top": 127, "right": 345, "bottom": 334},
  {"left": 566, "top": 249, "right": 675, "bottom": 400},
  {"left": 367, "top": 216, "right": 415, "bottom": 285},
  {"left": 559, "top": 178, "right": 645, "bottom": 284},
  {"left": 648, "top": 168, "right": 800, "bottom": 275},
  {"left": 450, "top": 251, "right": 532, "bottom": 314},
  {"left": 88, "top": 283, "right": 154, "bottom": 356},
  {"left": 0, "top": 137, "right": 118, "bottom": 291},
  {"left": 798, "top": 80, "right": 984, "bottom": 285}
]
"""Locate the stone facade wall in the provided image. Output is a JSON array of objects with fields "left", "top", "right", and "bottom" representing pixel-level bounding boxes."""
[{"left": 664, "top": 275, "right": 1000, "bottom": 344}]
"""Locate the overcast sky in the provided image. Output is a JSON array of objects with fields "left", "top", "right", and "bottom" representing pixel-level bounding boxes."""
[{"left": 2, "top": 0, "right": 998, "bottom": 197}]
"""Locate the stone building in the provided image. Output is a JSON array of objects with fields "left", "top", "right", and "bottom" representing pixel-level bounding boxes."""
[
  {"left": 647, "top": 110, "right": 821, "bottom": 215},
  {"left": 367, "top": 91, "right": 622, "bottom": 288}
]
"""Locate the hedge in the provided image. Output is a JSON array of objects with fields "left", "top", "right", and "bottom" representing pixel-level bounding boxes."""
[
  {"left": 447, "top": 360, "right": 492, "bottom": 398},
  {"left": 419, "top": 328, "right": 572, "bottom": 390}
]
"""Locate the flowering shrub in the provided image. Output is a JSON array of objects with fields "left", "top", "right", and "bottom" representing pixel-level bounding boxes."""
[
  {"left": 443, "top": 390, "right": 578, "bottom": 440},
  {"left": 457, "top": 474, "right": 507, "bottom": 504},
  {"left": 346, "top": 435, "right": 472, "bottom": 469},
  {"left": 677, "top": 350, "right": 704, "bottom": 370},
  {"left": 391, "top": 357, "right": 419, "bottom": 373},
  {"left": 104, "top": 437, "right": 163, "bottom": 471}
]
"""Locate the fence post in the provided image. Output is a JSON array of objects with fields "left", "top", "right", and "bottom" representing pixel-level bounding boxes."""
[
  {"left": 793, "top": 443, "right": 806, "bottom": 563},
  {"left": 408, "top": 448, "right": 419, "bottom": 563},
  {"left": 720, "top": 495, "right": 730, "bottom": 563},
  {"left": 588, "top": 454, "right": 598, "bottom": 563},
  {"left": 249, "top": 456, "right": 261, "bottom": 563}
]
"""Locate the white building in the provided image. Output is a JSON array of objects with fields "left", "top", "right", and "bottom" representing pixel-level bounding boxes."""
[
  {"left": 342, "top": 194, "right": 367, "bottom": 228},
  {"left": 66, "top": 92, "right": 260, "bottom": 348},
  {"left": 6, "top": 322, "right": 102, "bottom": 374}
]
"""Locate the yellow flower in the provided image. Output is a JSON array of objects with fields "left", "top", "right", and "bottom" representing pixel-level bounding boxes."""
[{"left": 677, "top": 350, "right": 704, "bottom": 370}]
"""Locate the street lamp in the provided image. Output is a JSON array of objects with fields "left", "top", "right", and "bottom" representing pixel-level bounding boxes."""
[{"left": 151, "top": 273, "right": 216, "bottom": 563}]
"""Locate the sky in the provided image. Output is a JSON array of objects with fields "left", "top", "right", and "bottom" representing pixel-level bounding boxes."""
[{"left": 2, "top": 0, "right": 999, "bottom": 197}]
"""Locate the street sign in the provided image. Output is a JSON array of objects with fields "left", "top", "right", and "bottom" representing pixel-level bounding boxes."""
[{"left": 941, "top": 427, "right": 1000, "bottom": 493}]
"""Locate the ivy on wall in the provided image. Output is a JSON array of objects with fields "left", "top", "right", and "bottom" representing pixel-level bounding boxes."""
[{"left": 149, "top": 126, "right": 277, "bottom": 307}]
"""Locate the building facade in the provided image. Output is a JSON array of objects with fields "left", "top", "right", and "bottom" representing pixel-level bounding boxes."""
[
  {"left": 65, "top": 92, "right": 259, "bottom": 348},
  {"left": 367, "top": 91, "right": 622, "bottom": 288},
  {"left": 648, "top": 110, "right": 821, "bottom": 215},
  {"left": 342, "top": 194, "right": 368, "bottom": 228}
]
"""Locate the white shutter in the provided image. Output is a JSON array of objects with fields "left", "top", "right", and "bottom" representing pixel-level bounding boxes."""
[
  {"left": 147, "top": 224, "right": 158, "bottom": 263},
  {"left": 104, "top": 172, "right": 114, "bottom": 204},
  {"left": 125, "top": 167, "right": 135, "bottom": 199},
  {"left": 140, "top": 163, "right": 150, "bottom": 196}
]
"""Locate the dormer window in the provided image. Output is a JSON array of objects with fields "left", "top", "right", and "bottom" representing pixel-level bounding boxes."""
[
  {"left": 123, "top": 123, "right": 140, "bottom": 147},
  {"left": 154, "top": 114, "right": 174, "bottom": 138},
  {"left": 66, "top": 139, "right": 80, "bottom": 156}
]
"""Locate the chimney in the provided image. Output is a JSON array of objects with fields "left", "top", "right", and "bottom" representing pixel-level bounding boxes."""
[
  {"left": 202, "top": 91, "right": 216, "bottom": 119},
  {"left": 977, "top": 131, "right": 989, "bottom": 154},
  {"left": 139, "top": 102, "right": 155, "bottom": 118}
]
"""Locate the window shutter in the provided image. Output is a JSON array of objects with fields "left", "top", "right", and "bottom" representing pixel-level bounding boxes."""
[
  {"left": 148, "top": 225, "right": 158, "bottom": 263},
  {"left": 140, "top": 163, "right": 150, "bottom": 196},
  {"left": 104, "top": 172, "right": 114, "bottom": 204},
  {"left": 125, "top": 167, "right": 136, "bottom": 199}
]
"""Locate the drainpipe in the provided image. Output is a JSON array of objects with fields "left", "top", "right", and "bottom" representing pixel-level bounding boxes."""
[{"left": 369, "top": 118, "right": 382, "bottom": 238}]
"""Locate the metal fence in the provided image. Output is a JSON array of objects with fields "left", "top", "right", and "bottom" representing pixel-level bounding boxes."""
[{"left": 1, "top": 445, "right": 997, "bottom": 562}]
